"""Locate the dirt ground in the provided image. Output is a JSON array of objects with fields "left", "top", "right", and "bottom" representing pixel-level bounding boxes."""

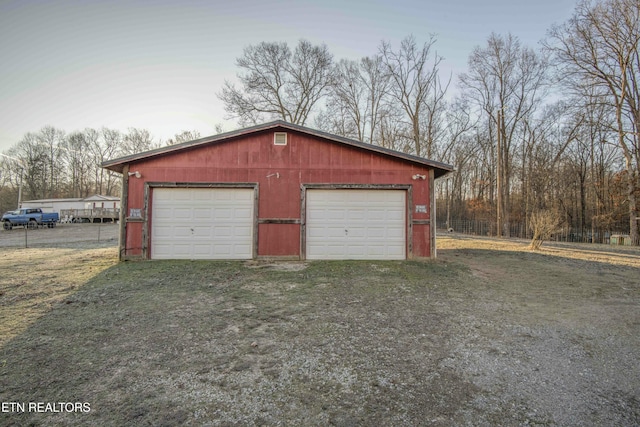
[{"left": 0, "top": 234, "right": 638, "bottom": 426}]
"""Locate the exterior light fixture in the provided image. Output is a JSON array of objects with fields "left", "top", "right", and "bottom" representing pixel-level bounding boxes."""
[
  {"left": 128, "top": 171, "right": 141, "bottom": 178},
  {"left": 412, "top": 174, "right": 426, "bottom": 180}
]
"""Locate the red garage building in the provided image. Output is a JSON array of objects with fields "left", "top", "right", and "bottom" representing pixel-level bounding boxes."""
[{"left": 102, "top": 121, "right": 453, "bottom": 261}]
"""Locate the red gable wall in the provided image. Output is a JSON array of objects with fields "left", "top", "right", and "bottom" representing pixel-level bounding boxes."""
[{"left": 122, "top": 128, "right": 435, "bottom": 259}]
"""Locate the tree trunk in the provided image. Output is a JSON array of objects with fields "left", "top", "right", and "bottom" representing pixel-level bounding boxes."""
[{"left": 627, "top": 167, "right": 639, "bottom": 245}]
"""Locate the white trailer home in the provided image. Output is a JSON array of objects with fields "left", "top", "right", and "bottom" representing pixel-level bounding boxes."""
[{"left": 21, "top": 195, "right": 120, "bottom": 223}]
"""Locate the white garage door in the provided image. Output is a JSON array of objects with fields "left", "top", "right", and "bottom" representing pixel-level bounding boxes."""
[
  {"left": 151, "top": 188, "right": 254, "bottom": 260},
  {"left": 306, "top": 189, "right": 406, "bottom": 260}
]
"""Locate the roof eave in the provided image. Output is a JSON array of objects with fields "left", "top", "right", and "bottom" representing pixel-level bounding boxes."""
[{"left": 101, "top": 120, "right": 454, "bottom": 177}]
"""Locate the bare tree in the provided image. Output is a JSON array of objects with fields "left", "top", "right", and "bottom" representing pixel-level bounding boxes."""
[
  {"left": 122, "top": 128, "right": 154, "bottom": 155},
  {"left": 0, "top": 151, "right": 27, "bottom": 209},
  {"left": 318, "top": 59, "right": 367, "bottom": 141},
  {"left": 11, "top": 133, "right": 49, "bottom": 200},
  {"left": 435, "top": 97, "right": 477, "bottom": 228},
  {"left": 36, "top": 126, "right": 65, "bottom": 198},
  {"left": 377, "top": 109, "right": 408, "bottom": 152},
  {"left": 63, "top": 132, "right": 94, "bottom": 197},
  {"left": 380, "top": 35, "right": 444, "bottom": 157},
  {"left": 88, "top": 128, "right": 122, "bottom": 196},
  {"left": 460, "top": 33, "right": 549, "bottom": 236},
  {"left": 214, "top": 123, "right": 226, "bottom": 135},
  {"left": 510, "top": 102, "right": 582, "bottom": 242},
  {"left": 361, "top": 55, "right": 392, "bottom": 144},
  {"left": 219, "top": 39, "right": 334, "bottom": 126},
  {"left": 546, "top": 0, "right": 640, "bottom": 245},
  {"left": 318, "top": 55, "right": 391, "bottom": 144},
  {"left": 165, "top": 130, "right": 202, "bottom": 146},
  {"left": 421, "top": 72, "right": 451, "bottom": 159}
]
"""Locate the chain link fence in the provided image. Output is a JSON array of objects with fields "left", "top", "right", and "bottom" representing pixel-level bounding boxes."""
[
  {"left": 439, "top": 219, "right": 631, "bottom": 245},
  {"left": 0, "top": 222, "right": 119, "bottom": 249}
]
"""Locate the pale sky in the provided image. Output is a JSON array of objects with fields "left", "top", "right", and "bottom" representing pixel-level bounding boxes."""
[{"left": 0, "top": 0, "right": 577, "bottom": 153}]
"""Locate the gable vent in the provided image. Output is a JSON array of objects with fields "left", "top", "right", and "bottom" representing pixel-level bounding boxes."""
[{"left": 274, "top": 132, "right": 287, "bottom": 145}]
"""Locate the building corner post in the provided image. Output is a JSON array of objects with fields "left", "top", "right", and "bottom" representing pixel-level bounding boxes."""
[
  {"left": 119, "top": 165, "right": 129, "bottom": 261},
  {"left": 430, "top": 169, "right": 436, "bottom": 259}
]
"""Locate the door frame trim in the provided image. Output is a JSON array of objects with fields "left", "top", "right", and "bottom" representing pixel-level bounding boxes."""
[
  {"left": 300, "top": 184, "right": 412, "bottom": 260},
  {"left": 144, "top": 182, "right": 259, "bottom": 259}
]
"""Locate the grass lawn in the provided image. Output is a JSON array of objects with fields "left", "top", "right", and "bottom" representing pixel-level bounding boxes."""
[{"left": 0, "top": 236, "right": 639, "bottom": 426}]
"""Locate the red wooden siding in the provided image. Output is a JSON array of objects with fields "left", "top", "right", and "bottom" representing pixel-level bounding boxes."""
[{"left": 121, "top": 129, "right": 436, "bottom": 259}]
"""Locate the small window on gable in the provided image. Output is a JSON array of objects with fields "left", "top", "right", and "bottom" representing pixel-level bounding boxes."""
[{"left": 274, "top": 132, "right": 287, "bottom": 145}]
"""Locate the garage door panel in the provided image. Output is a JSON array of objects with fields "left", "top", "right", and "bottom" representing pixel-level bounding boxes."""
[
  {"left": 387, "top": 228, "right": 405, "bottom": 239},
  {"left": 171, "top": 208, "right": 193, "bottom": 219},
  {"left": 327, "top": 209, "right": 346, "bottom": 220},
  {"left": 193, "top": 191, "right": 213, "bottom": 201},
  {"left": 168, "top": 191, "right": 191, "bottom": 202},
  {"left": 210, "top": 207, "right": 230, "bottom": 219},
  {"left": 347, "top": 210, "right": 366, "bottom": 220},
  {"left": 152, "top": 244, "right": 171, "bottom": 257},
  {"left": 365, "top": 210, "right": 387, "bottom": 221},
  {"left": 306, "top": 189, "right": 406, "bottom": 260},
  {"left": 307, "top": 244, "right": 346, "bottom": 259},
  {"left": 233, "top": 226, "right": 252, "bottom": 237},
  {"left": 192, "top": 244, "right": 213, "bottom": 256},
  {"left": 213, "top": 243, "right": 252, "bottom": 257},
  {"left": 192, "top": 226, "right": 214, "bottom": 238},
  {"left": 378, "top": 191, "right": 404, "bottom": 202},
  {"left": 234, "top": 208, "right": 253, "bottom": 219},
  {"left": 214, "top": 192, "right": 234, "bottom": 202},
  {"left": 366, "top": 246, "right": 385, "bottom": 256},
  {"left": 212, "top": 227, "right": 231, "bottom": 238},
  {"left": 308, "top": 228, "right": 326, "bottom": 238},
  {"left": 234, "top": 244, "right": 252, "bottom": 254},
  {"left": 171, "top": 225, "right": 194, "bottom": 237},
  {"left": 152, "top": 188, "right": 254, "bottom": 260},
  {"left": 326, "top": 227, "right": 347, "bottom": 238},
  {"left": 365, "top": 228, "right": 386, "bottom": 239},
  {"left": 387, "top": 246, "right": 405, "bottom": 256},
  {"left": 153, "top": 225, "right": 173, "bottom": 238},
  {"left": 193, "top": 208, "right": 213, "bottom": 219},
  {"left": 208, "top": 244, "right": 229, "bottom": 255},
  {"left": 346, "top": 245, "right": 366, "bottom": 257},
  {"left": 172, "top": 244, "right": 192, "bottom": 256},
  {"left": 347, "top": 228, "right": 366, "bottom": 238},
  {"left": 154, "top": 207, "right": 175, "bottom": 219}
]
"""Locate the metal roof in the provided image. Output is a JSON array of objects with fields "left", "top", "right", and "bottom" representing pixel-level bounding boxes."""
[
  {"left": 21, "top": 194, "right": 119, "bottom": 203},
  {"left": 102, "top": 120, "right": 454, "bottom": 178}
]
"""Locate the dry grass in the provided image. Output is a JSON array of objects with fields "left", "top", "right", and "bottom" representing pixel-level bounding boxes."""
[
  {"left": 0, "top": 246, "right": 118, "bottom": 347},
  {"left": 0, "top": 235, "right": 638, "bottom": 426},
  {"left": 438, "top": 233, "right": 640, "bottom": 267}
]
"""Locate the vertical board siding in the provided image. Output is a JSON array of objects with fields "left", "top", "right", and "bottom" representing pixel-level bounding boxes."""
[{"left": 123, "top": 129, "right": 434, "bottom": 259}]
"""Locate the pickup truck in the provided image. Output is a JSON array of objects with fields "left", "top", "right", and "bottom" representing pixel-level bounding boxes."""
[{"left": 2, "top": 208, "right": 59, "bottom": 230}]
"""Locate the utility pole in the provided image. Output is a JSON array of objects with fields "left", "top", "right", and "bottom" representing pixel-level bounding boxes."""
[
  {"left": 17, "top": 167, "right": 23, "bottom": 207},
  {"left": 496, "top": 110, "right": 502, "bottom": 238}
]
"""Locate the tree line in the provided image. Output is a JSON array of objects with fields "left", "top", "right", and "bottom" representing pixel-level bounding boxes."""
[
  {"left": 0, "top": 127, "right": 204, "bottom": 211},
  {"left": 1, "top": 0, "right": 637, "bottom": 245},
  {"left": 219, "top": 0, "right": 639, "bottom": 245}
]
